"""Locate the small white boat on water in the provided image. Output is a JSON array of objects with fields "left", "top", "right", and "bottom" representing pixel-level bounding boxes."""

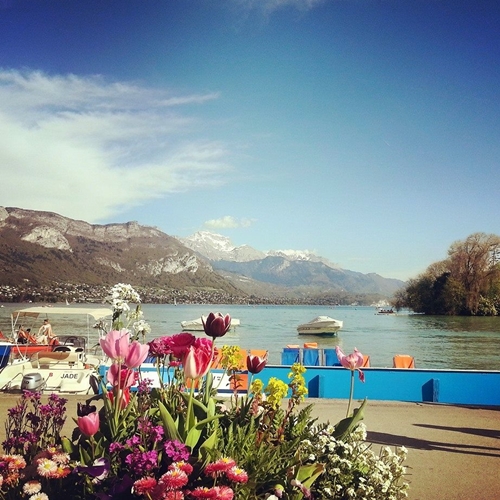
[
  {"left": 297, "top": 316, "right": 343, "bottom": 336},
  {"left": 0, "top": 306, "right": 113, "bottom": 394},
  {"left": 180, "top": 317, "right": 241, "bottom": 332},
  {"left": 376, "top": 308, "right": 396, "bottom": 315}
]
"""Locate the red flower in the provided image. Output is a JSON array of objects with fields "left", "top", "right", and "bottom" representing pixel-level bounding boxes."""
[
  {"left": 226, "top": 465, "right": 248, "bottom": 483},
  {"left": 107, "top": 365, "right": 137, "bottom": 389},
  {"left": 189, "top": 487, "right": 218, "bottom": 499},
  {"left": 202, "top": 312, "right": 231, "bottom": 338},
  {"left": 159, "top": 468, "right": 188, "bottom": 490},
  {"left": 107, "top": 388, "right": 131, "bottom": 409},
  {"left": 167, "top": 333, "right": 196, "bottom": 359},
  {"left": 133, "top": 477, "right": 157, "bottom": 496},
  {"left": 246, "top": 353, "right": 268, "bottom": 374},
  {"left": 205, "top": 457, "right": 236, "bottom": 476},
  {"left": 212, "top": 486, "right": 234, "bottom": 500}
]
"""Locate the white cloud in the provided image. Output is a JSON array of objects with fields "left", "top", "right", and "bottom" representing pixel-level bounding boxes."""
[
  {"left": 204, "top": 216, "right": 255, "bottom": 229},
  {"left": 0, "top": 69, "right": 229, "bottom": 222}
]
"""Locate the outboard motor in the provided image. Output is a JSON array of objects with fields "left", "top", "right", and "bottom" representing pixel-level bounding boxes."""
[{"left": 21, "top": 373, "right": 45, "bottom": 392}]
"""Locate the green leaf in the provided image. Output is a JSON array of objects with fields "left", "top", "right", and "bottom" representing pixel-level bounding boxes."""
[
  {"left": 333, "top": 398, "right": 367, "bottom": 440},
  {"left": 296, "top": 462, "right": 325, "bottom": 488},
  {"left": 198, "top": 429, "right": 218, "bottom": 468},
  {"left": 61, "top": 437, "right": 74, "bottom": 454},
  {"left": 159, "top": 401, "right": 182, "bottom": 441},
  {"left": 185, "top": 426, "right": 202, "bottom": 450}
]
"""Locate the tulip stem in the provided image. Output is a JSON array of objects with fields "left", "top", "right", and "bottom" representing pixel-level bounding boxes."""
[{"left": 347, "top": 370, "right": 355, "bottom": 418}]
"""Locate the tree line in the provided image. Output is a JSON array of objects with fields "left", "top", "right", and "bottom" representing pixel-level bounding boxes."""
[{"left": 393, "top": 232, "right": 500, "bottom": 316}]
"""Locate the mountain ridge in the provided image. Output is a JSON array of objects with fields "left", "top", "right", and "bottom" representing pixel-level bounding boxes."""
[{"left": 0, "top": 207, "right": 403, "bottom": 303}]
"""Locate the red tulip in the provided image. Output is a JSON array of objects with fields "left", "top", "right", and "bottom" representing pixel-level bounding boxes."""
[
  {"left": 107, "top": 388, "right": 131, "bottom": 409},
  {"left": 202, "top": 312, "right": 231, "bottom": 338},
  {"left": 246, "top": 353, "right": 268, "bottom": 374},
  {"left": 335, "top": 346, "right": 365, "bottom": 382},
  {"left": 107, "top": 364, "right": 137, "bottom": 389},
  {"left": 77, "top": 411, "right": 100, "bottom": 437}
]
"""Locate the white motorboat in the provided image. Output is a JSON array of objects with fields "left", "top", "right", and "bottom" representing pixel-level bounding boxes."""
[
  {"left": 180, "top": 317, "right": 240, "bottom": 332},
  {"left": 297, "top": 316, "right": 343, "bottom": 336},
  {"left": 0, "top": 306, "right": 113, "bottom": 393},
  {"left": 376, "top": 308, "right": 396, "bottom": 315}
]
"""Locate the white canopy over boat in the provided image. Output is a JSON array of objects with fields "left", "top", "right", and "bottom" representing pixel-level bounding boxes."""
[
  {"left": 297, "top": 316, "right": 343, "bottom": 336},
  {"left": 11, "top": 306, "right": 113, "bottom": 322}
]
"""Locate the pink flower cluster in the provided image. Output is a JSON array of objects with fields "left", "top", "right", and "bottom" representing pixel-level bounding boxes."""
[
  {"left": 131, "top": 457, "right": 247, "bottom": 499},
  {"left": 0, "top": 447, "right": 71, "bottom": 495},
  {"left": 148, "top": 333, "right": 214, "bottom": 380}
]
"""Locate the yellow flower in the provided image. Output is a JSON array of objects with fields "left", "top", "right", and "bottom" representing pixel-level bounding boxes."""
[
  {"left": 250, "top": 379, "right": 264, "bottom": 395},
  {"left": 265, "top": 377, "right": 289, "bottom": 408},
  {"left": 220, "top": 345, "right": 244, "bottom": 371}
]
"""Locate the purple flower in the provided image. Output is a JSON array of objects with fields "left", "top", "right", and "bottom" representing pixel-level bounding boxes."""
[
  {"left": 109, "top": 442, "right": 124, "bottom": 453},
  {"left": 74, "top": 457, "right": 110, "bottom": 481},
  {"left": 125, "top": 449, "right": 158, "bottom": 475},
  {"left": 77, "top": 402, "right": 97, "bottom": 417},
  {"left": 164, "top": 440, "right": 190, "bottom": 462}
]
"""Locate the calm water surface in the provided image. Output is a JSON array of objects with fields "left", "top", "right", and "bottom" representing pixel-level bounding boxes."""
[{"left": 1, "top": 304, "right": 500, "bottom": 370}]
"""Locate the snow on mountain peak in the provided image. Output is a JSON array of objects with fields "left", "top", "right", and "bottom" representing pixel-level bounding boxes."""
[{"left": 177, "top": 231, "right": 339, "bottom": 268}]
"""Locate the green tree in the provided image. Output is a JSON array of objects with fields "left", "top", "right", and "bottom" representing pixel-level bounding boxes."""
[{"left": 394, "top": 233, "right": 500, "bottom": 316}]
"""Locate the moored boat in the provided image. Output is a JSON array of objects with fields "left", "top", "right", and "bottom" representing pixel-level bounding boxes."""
[
  {"left": 297, "top": 316, "right": 343, "bottom": 336},
  {"left": 0, "top": 306, "right": 113, "bottom": 394},
  {"left": 376, "top": 307, "right": 396, "bottom": 315}
]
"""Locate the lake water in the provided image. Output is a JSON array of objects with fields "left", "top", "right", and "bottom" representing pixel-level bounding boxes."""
[{"left": 2, "top": 304, "right": 500, "bottom": 370}]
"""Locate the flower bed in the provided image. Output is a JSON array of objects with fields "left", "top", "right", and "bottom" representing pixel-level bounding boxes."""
[{"left": 0, "top": 284, "right": 409, "bottom": 499}]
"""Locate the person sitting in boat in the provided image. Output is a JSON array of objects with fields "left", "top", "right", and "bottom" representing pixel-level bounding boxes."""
[
  {"left": 37, "top": 319, "right": 57, "bottom": 345},
  {"left": 17, "top": 326, "right": 36, "bottom": 344}
]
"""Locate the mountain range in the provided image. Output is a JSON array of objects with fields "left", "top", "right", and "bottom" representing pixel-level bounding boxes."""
[
  {"left": 0, "top": 207, "right": 404, "bottom": 303},
  {"left": 178, "top": 231, "right": 404, "bottom": 297}
]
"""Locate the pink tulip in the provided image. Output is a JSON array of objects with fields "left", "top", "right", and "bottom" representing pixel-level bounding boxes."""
[
  {"left": 125, "top": 341, "right": 149, "bottom": 368},
  {"left": 77, "top": 412, "right": 100, "bottom": 437},
  {"left": 336, "top": 346, "right": 365, "bottom": 382},
  {"left": 100, "top": 330, "right": 131, "bottom": 362},
  {"left": 183, "top": 342, "right": 213, "bottom": 379},
  {"left": 202, "top": 312, "right": 231, "bottom": 338},
  {"left": 246, "top": 353, "right": 268, "bottom": 374}
]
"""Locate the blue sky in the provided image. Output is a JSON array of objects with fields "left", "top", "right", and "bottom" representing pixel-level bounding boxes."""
[{"left": 1, "top": 0, "right": 499, "bottom": 281}]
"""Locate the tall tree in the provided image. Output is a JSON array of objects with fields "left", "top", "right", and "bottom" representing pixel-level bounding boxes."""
[{"left": 447, "top": 233, "right": 500, "bottom": 314}]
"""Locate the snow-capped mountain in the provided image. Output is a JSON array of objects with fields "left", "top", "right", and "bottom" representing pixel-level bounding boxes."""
[
  {"left": 177, "top": 231, "right": 266, "bottom": 262},
  {"left": 267, "top": 249, "right": 340, "bottom": 269},
  {"left": 177, "top": 231, "right": 405, "bottom": 296},
  {"left": 178, "top": 231, "right": 339, "bottom": 268}
]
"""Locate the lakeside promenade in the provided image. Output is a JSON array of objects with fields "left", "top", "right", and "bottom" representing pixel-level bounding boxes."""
[{"left": 0, "top": 394, "right": 498, "bottom": 499}]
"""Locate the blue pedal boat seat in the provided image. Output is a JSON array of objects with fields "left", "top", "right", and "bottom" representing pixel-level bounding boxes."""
[
  {"left": 281, "top": 347, "right": 300, "bottom": 365},
  {"left": 323, "top": 348, "right": 341, "bottom": 366},
  {"left": 303, "top": 348, "right": 320, "bottom": 366}
]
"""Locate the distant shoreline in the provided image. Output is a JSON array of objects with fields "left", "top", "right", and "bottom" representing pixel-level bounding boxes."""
[{"left": 0, "top": 283, "right": 386, "bottom": 307}]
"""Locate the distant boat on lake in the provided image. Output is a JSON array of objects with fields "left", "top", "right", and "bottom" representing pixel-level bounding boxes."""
[{"left": 297, "top": 316, "right": 343, "bottom": 336}]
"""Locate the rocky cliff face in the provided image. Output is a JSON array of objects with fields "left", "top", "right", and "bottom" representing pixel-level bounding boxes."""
[{"left": 0, "top": 207, "right": 242, "bottom": 295}]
